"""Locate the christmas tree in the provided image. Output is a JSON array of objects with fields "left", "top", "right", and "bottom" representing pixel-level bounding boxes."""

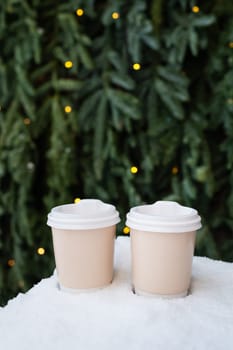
[{"left": 0, "top": 0, "right": 233, "bottom": 305}]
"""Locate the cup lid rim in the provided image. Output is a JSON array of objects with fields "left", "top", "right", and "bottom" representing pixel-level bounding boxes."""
[
  {"left": 126, "top": 201, "right": 202, "bottom": 233},
  {"left": 47, "top": 199, "right": 120, "bottom": 229}
]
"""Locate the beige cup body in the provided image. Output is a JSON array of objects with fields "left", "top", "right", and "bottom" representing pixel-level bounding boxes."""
[
  {"left": 51, "top": 225, "right": 115, "bottom": 291},
  {"left": 131, "top": 229, "right": 196, "bottom": 297}
]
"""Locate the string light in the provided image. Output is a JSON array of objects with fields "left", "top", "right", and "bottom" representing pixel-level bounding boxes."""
[
  {"left": 74, "top": 197, "right": 81, "bottom": 203},
  {"left": 172, "top": 166, "right": 179, "bottom": 175},
  {"left": 27, "top": 162, "right": 35, "bottom": 171},
  {"left": 76, "top": 8, "right": 84, "bottom": 16},
  {"left": 123, "top": 226, "right": 130, "bottom": 234},
  {"left": 64, "top": 105, "right": 72, "bottom": 113},
  {"left": 132, "top": 63, "right": 141, "bottom": 71},
  {"left": 23, "top": 118, "right": 31, "bottom": 125},
  {"left": 192, "top": 6, "right": 200, "bottom": 13},
  {"left": 65, "top": 147, "right": 71, "bottom": 153},
  {"left": 37, "top": 247, "right": 45, "bottom": 255},
  {"left": 7, "top": 259, "right": 15, "bottom": 267},
  {"left": 130, "top": 166, "right": 138, "bottom": 174},
  {"left": 64, "top": 60, "right": 73, "bottom": 69},
  {"left": 18, "top": 280, "right": 25, "bottom": 288},
  {"left": 112, "top": 12, "right": 120, "bottom": 20},
  {"left": 229, "top": 42, "right": 233, "bottom": 48}
]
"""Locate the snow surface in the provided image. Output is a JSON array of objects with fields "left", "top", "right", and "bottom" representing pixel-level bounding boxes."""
[{"left": 0, "top": 237, "right": 233, "bottom": 350}]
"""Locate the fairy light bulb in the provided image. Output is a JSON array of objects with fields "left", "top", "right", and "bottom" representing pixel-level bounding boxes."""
[
  {"left": 37, "top": 247, "right": 45, "bottom": 255},
  {"left": 112, "top": 12, "right": 120, "bottom": 20},
  {"left": 130, "top": 166, "right": 138, "bottom": 174},
  {"left": 64, "top": 61, "right": 73, "bottom": 69},
  {"left": 172, "top": 166, "right": 179, "bottom": 175},
  {"left": 123, "top": 226, "right": 130, "bottom": 234},
  {"left": 192, "top": 6, "right": 200, "bottom": 13},
  {"left": 76, "top": 8, "right": 84, "bottom": 16},
  {"left": 74, "top": 198, "right": 81, "bottom": 203},
  {"left": 24, "top": 118, "right": 31, "bottom": 125},
  {"left": 7, "top": 259, "right": 15, "bottom": 267},
  {"left": 132, "top": 63, "right": 141, "bottom": 71},
  {"left": 64, "top": 105, "right": 72, "bottom": 113},
  {"left": 18, "top": 280, "right": 25, "bottom": 288}
]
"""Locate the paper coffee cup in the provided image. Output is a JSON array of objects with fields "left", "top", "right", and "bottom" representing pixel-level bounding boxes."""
[
  {"left": 47, "top": 199, "right": 120, "bottom": 292},
  {"left": 126, "top": 201, "right": 202, "bottom": 298}
]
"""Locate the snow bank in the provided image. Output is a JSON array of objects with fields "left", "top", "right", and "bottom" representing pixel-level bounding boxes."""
[{"left": 0, "top": 237, "right": 233, "bottom": 350}]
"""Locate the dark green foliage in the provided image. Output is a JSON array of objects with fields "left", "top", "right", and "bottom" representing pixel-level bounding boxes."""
[{"left": 0, "top": 0, "right": 233, "bottom": 305}]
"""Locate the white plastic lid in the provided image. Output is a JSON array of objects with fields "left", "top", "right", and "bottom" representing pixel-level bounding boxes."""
[
  {"left": 47, "top": 199, "right": 120, "bottom": 230},
  {"left": 126, "top": 201, "right": 202, "bottom": 233}
]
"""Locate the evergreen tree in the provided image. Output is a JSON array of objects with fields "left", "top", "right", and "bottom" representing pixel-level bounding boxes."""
[{"left": 0, "top": 0, "right": 233, "bottom": 305}]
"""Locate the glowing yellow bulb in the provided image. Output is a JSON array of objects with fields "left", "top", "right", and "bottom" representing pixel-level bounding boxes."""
[
  {"left": 132, "top": 63, "right": 141, "bottom": 71},
  {"left": 64, "top": 60, "right": 73, "bottom": 69},
  {"left": 192, "top": 6, "right": 200, "bottom": 13},
  {"left": 64, "top": 105, "right": 72, "bottom": 113},
  {"left": 8, "top": 259, "right": 15, "bottom": 267},
  {"left": 76, "top": 8, "right": 84, "bottom": 16},
  {"left": 130, "top": 166, "right": 138, "bottom": 174},
  {"left": 74, "top": 198, "right": 81, "bottom": 203},
  {"left": 24, "top": 118, "right": 31, "bottom": 125},
  {"left": 229, "top": 42, "right": 233, "bottom": 48},
  {"left": 172, "top": 166, "right": 179, "bottom": 175},
  {"left": 123, "top": 226, "right": 130, "bottom": 234},
  {"left": 112, "top": 12, "right": 120, "bottom": 20},
  {"left": 37, "top": 247, "right": 45, "bottom": 255}
]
